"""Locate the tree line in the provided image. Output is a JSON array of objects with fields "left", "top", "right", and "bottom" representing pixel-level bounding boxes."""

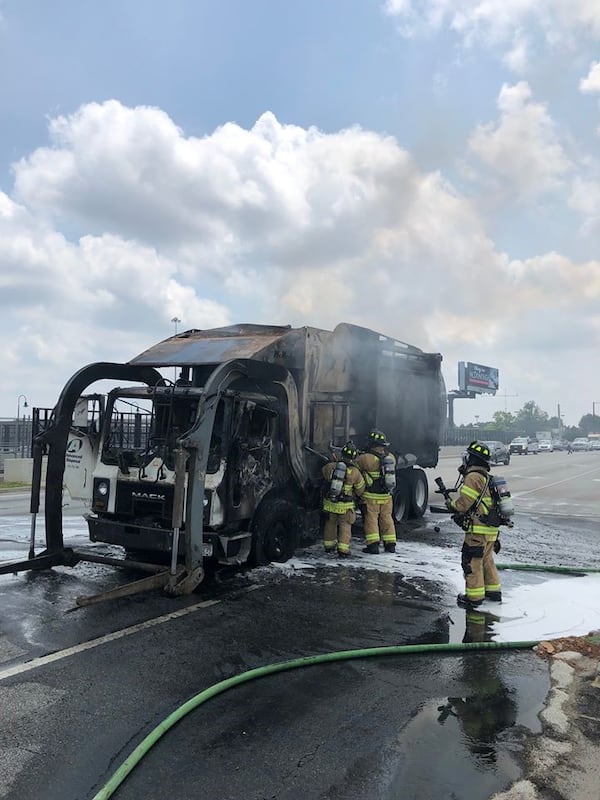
[{"left": 459, "top": 401, "right": 600, "bottom": 441}]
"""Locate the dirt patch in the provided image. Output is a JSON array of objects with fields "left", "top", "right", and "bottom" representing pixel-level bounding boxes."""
[{"left": 535, "top": 632, "right": 600, "bottom": 660}]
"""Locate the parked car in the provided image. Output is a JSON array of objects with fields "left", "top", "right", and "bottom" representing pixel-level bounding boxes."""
[
  {"left": 481, "top": 440, "right": 511, "bottom": 465},
  {"left": 509, "top": 436, "right": 539, "bottom": 455},
  {"left": 552, "top": 440, "right": 568, "bottom": 451},
  {"left": 590, "top": 439, "right": 600, "bottom": 451},
  {"left": 572, "top": 437, "right": 590, "bottom": 451},
  {"left": 538, "top": 439, "right": 554, "bottom": 452}
]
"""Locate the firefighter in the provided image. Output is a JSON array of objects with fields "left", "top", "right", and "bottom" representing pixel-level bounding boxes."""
[
  {"left": 321, "top": 441, "right": 365, "bottom": 557},
  {"left": 356, "top": 429, "right": 397, "bottom": 554},
  {"left": 447, "top": 441, "right": 502, "bottom": 608}
]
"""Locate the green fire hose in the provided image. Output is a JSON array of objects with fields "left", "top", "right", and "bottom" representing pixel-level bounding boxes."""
[
  {"left": 92, "top": 639, "right": 540, "bottom": 800},
  {"left": 92, "top": 560, "right": 600, "bottom": 799}
]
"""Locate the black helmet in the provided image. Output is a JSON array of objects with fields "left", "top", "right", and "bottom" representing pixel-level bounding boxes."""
[
  {"left": 341, "top": 441, "right": 359, "bottom": 461},
  {"left": 465, "top": 441, "right": 491, "bottom": 464},
  {"left": 368, "top": 429, "right": 389, "bottom": 447}
]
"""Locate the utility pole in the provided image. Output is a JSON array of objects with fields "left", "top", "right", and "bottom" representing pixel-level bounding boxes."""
[{"left": 557, "top": 403, "right": 562, "bottom": 436}]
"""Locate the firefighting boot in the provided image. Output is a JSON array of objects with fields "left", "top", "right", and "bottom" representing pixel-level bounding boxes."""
[
  {"left": 457, "top": 593, "right": 482, "bottom": 609},
  {"left": 485, "top": 590, "right": 502, "bottom": 602},
  {"left": 362, "top": 543, "right": 380, "bottom": 554},
  {"left": 384, "top": 543, "right": 396, "bottom": 553}
]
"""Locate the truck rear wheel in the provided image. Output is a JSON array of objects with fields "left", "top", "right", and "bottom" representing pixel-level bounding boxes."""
[
  {"left": 407, "top": 468, "right": 428, "bottom": 518},
  {"left": 393, "top": 474, "right": 409, "bottom": 523},
  {"left": 250, "top": 497, "right": 301, "bottom": 566}
]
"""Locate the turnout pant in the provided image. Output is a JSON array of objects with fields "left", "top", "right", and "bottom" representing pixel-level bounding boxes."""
[
  {"left": 461, "top": 533, "right": 501, "bottom": 604},
  {"left": 323, "top": 509, "right": 356, "bottom": 554},
  {"left": 362, "top": 497, "right": 395, "bottom": 546}
]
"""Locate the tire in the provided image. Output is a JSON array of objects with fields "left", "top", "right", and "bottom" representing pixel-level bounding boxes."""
[
  {"left": 393, "top": 473, "right": 410, "bottom": 522},
  {"left": 407, "top": 468, "right": 428, "bottom": 518},
  {"left": 503, "top": 456, "right": 510, "bottom": 465},
  {"left": 250, "top": 497, "right": 301, "bottom": 566}
]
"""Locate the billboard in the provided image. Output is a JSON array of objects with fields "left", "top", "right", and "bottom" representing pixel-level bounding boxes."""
[{"left": 458, "top": 362, "right": 499, "bottom": 395}]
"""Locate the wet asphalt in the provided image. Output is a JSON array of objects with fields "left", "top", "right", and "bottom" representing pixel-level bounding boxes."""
[{"left": 1, "top": 449, "right": 599, "bottom": 800}]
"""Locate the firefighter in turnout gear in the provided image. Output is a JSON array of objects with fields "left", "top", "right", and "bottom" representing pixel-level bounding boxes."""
[
  {"left": 448, "top": 441, "right": 502, "bottom": 608},
  {"left": 356, "top": 429, "right": 397, "bottom": 554},
  {"left": 321, "top": 442, "right": 365, "bottom": 557}
]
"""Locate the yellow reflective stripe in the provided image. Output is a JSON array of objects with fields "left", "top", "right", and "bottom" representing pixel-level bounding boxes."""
[
  {"left": 362, "top": 492, "right": 390, "bottom": 502},
  {"left": 485, "top": 583, "right": 501, "bottom": 591},
  {"left": 365, "top": 532, "right": 380, "bottom": 544},
  {"left": 466, "top": 587, "right": 485, "bottom": 600},
  {"left": 471, "top": 524, "right": 498, "bottom": 535},
  {"left": 460, "top": 485, "right": 479, "bottom": 500},
  {"left": 338, "top": 542, "right": 350, "bottom": 553},
  {"left": 323, "top": 499, "right": 354, "bottom": 513},
  {"left": 355, "top": 478, "right": 365, "bottom": 491}
]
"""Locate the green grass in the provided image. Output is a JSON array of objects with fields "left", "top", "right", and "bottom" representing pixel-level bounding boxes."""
[{"left": 0, "top": 481, "right": 30, "bottom": 490}]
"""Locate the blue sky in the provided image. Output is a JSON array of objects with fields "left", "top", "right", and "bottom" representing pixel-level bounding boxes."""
[{"left": 1, "top": 0, "right": 599, "bottom": 425}]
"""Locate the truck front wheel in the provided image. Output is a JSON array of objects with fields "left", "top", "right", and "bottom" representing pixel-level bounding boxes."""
[{"left": 250, "top": 498, "right": 301, "bottom": 566}]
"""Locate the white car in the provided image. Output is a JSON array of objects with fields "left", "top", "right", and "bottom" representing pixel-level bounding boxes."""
[
  {"left": 509, "top": 436, "right": 539, "bottom": 455},
  {"left": 538, "top": 440, "right": 554, "bottom": 452},
  {"left": 572, "top": 437, "right": 590, "bottom": 451}
]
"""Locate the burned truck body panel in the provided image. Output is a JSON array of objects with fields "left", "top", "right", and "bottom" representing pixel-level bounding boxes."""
[
  {"left": 19, "top": 323, "right": 445, "bottom": 593},
  {"left": 130, "top": 322, "right": 445, "bottom": 468}
]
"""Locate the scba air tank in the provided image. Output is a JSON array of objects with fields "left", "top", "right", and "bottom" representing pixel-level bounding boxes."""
[
  {"left": 329, "top": 461, "right": 348, "bottom": 500},
  {"left": 382, "top": 455, "right": 396, "bottom": 492},
  {"left": 492, "top": 475, "right": 514, "bottom": 517}
]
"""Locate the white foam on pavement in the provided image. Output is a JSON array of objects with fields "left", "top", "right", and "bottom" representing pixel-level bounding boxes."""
[{"left": 3, "top": 513, "right": 600, "bottom": 644}]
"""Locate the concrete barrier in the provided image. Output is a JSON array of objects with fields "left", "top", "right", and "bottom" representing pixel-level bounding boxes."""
[{"left": 3, "top": 457, "right": 47, "bottom": 486}]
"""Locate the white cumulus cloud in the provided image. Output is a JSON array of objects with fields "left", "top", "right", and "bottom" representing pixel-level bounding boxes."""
[
  {"left": 2, "top": 102, "right": 600, "bottom": 424},
  {"left": 580, "top": 61, "right": 600, "bottom": 93},
  {"left": 468, "top": 82, "right": 572, "bottom": 198},
  {"left": 383, "top": 1, "right": 600, "bottom": 41}
]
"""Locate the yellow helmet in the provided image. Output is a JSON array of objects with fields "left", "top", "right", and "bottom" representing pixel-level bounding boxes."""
[
  {"left": 368, "top": 429, "right": 390, "bottom": 447},
  {"left": 465, "top": 440, "right": 490, "bottom": 463},
  {"left": 341, "top": 441, "right": 359, "bottom": 461}
]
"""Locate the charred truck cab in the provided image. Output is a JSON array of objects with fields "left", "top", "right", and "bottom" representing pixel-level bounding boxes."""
[{"left": 3, "top": 323, "right": 446, "bottom": 600}]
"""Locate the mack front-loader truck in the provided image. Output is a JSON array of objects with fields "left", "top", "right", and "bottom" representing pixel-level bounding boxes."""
[{"left": 4, "top": 323, "right": 446, "bottom": 600}]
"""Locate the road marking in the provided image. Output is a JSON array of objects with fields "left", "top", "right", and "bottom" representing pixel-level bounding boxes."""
[
  {"left": 511, "top": 475, "right": 551, "bottom": 480},
  {"left": 0, "top": 584, "right": 262, "bottom": 682},
  {"left": 513, "top": 465, "right": 600, "bottom": 497}
]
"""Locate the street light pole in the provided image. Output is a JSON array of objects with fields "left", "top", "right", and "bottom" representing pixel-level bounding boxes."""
[
  {"left": 500, "top": 390, "right": 518, "bottom": 413},
  {"left": 17, "top": 394, "right": 28, "bottom": 457}
]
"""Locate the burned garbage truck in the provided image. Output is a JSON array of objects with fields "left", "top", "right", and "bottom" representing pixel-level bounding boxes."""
[{"left": 15, "top": 323, "right": 446, "bottom": 596}]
